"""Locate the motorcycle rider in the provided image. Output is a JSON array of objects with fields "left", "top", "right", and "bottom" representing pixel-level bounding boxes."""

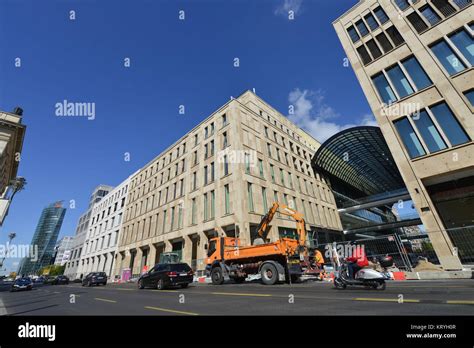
[{"left": 346, "top": 243, "right": 369, "bottom": 279}]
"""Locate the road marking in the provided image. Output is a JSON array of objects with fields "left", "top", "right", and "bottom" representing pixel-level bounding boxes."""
[
  {"left": 0, "top": 296, "right": 7, "bottom": 316},
  {"left": 53, "top": 291, "right": 60, "bottom": 294},
  {"left": 94, "top": 297, "right": 117, "bottom": 303},
  {"left": 116, "top": 288, "right": 134, "bottom": 291},
  {"left": 446, "top": 300, "right": 474, "bottom": 305},
  {"left": 211, "top": 292, "right": 272, "bottom": 297},
  {"left": 354, "top": 297, "right": 420, "bottom": 303},
  {"left": 144, "top": 306, "right": 199, "bottom": 316},
  {"left": 155, "top": 290, "right": 178, "bottom": 293}
]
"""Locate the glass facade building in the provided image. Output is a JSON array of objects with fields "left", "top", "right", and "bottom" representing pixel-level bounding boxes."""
[{"left": 19, "top": 202, "right": 66, "bottom": 275}]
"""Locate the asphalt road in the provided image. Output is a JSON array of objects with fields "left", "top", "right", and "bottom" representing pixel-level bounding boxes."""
[{"left": 0, "top": 279, "right": 473, "bottom": 316}]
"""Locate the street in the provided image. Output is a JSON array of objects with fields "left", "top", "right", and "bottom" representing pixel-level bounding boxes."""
[{"left": 0, "top": 280, "right": 473, "bottom": 316}]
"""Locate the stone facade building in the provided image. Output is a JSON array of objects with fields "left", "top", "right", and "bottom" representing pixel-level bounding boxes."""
[
  {"left": 333, "top": 0, "right": 473, "bottom": 269},
  {"left": 113, "top": 91, "right": 342, "bottom": 277}
]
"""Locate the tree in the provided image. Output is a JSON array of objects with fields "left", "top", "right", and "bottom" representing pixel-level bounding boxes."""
[{"left": 38, "top": 265, "right": 65, "bottom": 276}]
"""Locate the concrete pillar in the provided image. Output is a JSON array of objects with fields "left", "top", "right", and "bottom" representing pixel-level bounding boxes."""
[
  {"left": 148, "top": 244, "right": 157, "bottom": 268},
  {"left": 133, "top": 248, "right": 143, "bottom": 276},
  {"left": 183, "top": 236, "right": 193, "bottom": 265}
]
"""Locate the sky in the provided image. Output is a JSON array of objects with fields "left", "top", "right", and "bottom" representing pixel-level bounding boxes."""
[{"left": 0, "top": 0, "right": 384, "bottom": 273}]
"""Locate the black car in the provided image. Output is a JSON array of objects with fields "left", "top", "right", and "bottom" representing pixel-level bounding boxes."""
[
  {"left": 82, "top": 272, "right": 107, "bottom": 286},
  {"left": 11, "top": 277, "right": 33, "bottom": 292},
  {"left": 138, "top": 263, "right": 193, "bottom": 290},
  {"left": 52, "top": 275, "right": 69, "bottom": 285},
  {"left": 43, "top": 276, "right": 56, "bottom": 285}
]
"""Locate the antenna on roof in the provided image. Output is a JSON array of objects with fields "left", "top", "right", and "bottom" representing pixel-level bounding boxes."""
[
  {"left": 252, "top": 88, "right": 256, "bottom": 94},
  {"left": 230, "top": 96, "right": 234, "bottom": 100}
]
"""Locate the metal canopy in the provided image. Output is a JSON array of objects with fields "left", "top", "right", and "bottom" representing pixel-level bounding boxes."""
[{"left": 312, "top": 126, "right": 405, "bottom": 196}]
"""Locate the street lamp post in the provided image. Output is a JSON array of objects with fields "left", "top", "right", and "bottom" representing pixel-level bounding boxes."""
[{"left": 0, "top": 232, "right": 17, "bottom": 271}]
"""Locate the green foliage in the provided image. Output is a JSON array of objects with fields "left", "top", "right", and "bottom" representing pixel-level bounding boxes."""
[{"left": 39, "top": 265, "right": 65, "bottom": 276}]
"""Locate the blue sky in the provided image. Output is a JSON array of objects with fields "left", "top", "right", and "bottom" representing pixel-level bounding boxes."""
[{"left": 0, "top": 0, "right": 382, "bottom": 273}]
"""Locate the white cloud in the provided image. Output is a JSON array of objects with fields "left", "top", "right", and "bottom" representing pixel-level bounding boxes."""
[
  {"left": 274, "top": 0, "right": 303, "bottom": 16},
  {"left": 287, "top": 88, "right": 377, "bottom": 143}
]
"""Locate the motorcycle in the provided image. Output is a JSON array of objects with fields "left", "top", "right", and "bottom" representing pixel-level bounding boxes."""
[{"left": 334, "top": 256, "right": 393, "bottom": 290}]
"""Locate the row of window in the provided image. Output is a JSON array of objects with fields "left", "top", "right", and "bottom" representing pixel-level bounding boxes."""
[
  {"left": 85, "top": 231, "right": 119, "bottom": 255},
  {"left": 372, "top": 55, "right": 432, "bottom": 104},
  {"left": 430, "top": 26, "right": 473, "bottom": 76},
  {"left": 394, "top": 101, "right": 470, "bottom": 159},
  {"left": 401, "top": 0, "right": 471, "bottom": 34},
  {"left": 347, "top": 6, "right": 390, "bottom": 43},
  {"left": 247, "top": 182, "right": 340, "bottom": 229},
  {"left": 356, "top": 25, "right": 405, "bottom": 65},
  {"left": 89, "top": 213, "right": 123, "bottom": 239}
]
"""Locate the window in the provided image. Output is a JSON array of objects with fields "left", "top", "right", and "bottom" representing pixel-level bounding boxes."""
[
  {"left": 394, "top": 117, "right": 426, "bottom": 158},
  {"left": 258, "top": 159, "right": 264, "bottom": 177},
  {"left": 204, "top": 165, "right": 208, "bottom": 185},
  {"left": 192, "top": 172, "right": 197, "bottom": 190},
  {"left": 366, "top": 39, "right": 383, "bottom": 59},
  {"left": 356, "top": 20, "right": 369, "bottom": 37},
  {"left": 194, "top": 134, "right": 198, "bottom": 146},
  {"left": 453, "top": 0, "right": 471, "bottom": 9},
  {"left": 407, "top": 12, "right": 429, "bottom": 33},
  {"left": 412, "top": 110, "right": 447, "bottom": 153},
  {"left": 347, "top": 25, "right": 360, "bottom": 43},
  {"left": 395, "top": 0, "right": 410, "bottom": 10},
  {"left": 224, "top": 185, "right": 230, "bottom": 214},
  {"left": 223, "top": 155, "right": 229, "bottom": 176},
  {"left": 386, "top": 26, "right": 405, "bottom": 46},
  {"left": 401, "top": 56, "right": 432, "bottom": 90},
  {"left": 211, "top": 162, "right": 215, "bottom": 182},
  {"left": 464, "top": 90, "right": 474, "bottom": 106},
  {"left": 449, "top": 29, "right": 474, "bottom": 65},
  {"left": 420, "top": 5, "right": 441, "bottom": 26},
  {"left": 372, "top": 73, "right": 397, "bottom": 104},
  {"left": 357, "top": 45, "right": 372, "bottom": 65},
  {"left": 222, "top": 132, "right": 228, "bottom": 148},
  {"left": 364, "top": 13, "right": 379, "bottom": 30},
  {"left": 430, "top": 40, "right": 467, "bottom": 75},
  {"left": 178, "top": 205, "right": 183, "bottom": 228},
  {"left": 210, "top": 140, "right": 215, "bottom": 156},
  {"left": 204, "top": 194, "right": 208, "bottom": 220},
  {"left": 191, "top": 198, "right": 196, "bottom": 224},
  {"left": 429, "top": 103, "right": 469, "bottom": 146},
  {"left": 288, "top": 172, "right": 293, "bottom": 189},
  {"left": 270, "top": 164, "right": 275, "bottom": 183},
  {"left": 193, "top": 150, "right": 198, "bottom": 165},
  {"left": 163, "top": 210, "right": 167, "bottom": 232},
  {"left": 431, "top": 0, "right": 456, "bottom": 18},
  {"left": 280, "top": 168, "right": 285, "bottom": 186},
  {"left": 267, "top": 143, "right": 272, "bottom": 157},
  {"left": 210, "top": 190, "right": 215, "bottom": 219},
  {"left": 247, "top": 183, "right": 254, "bottom": 212},
  {"left": 262, "top": 187, "right": 268, "bottom": 213},
  {"left": 222, "top": 113, "right": 227, "bottom": 127},
  {"left": 376, "top": 32, "right": 393, "bottom": 53},
  {"left": 374, "top": 7, "right": 389, "bottom": 24},
  {"left": 245, "top": 153, "right": 250, "bottom": 174}
]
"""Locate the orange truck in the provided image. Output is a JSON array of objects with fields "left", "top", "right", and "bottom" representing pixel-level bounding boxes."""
[{"left": 204, "top": 202, "right": 325, "bottom": 285}]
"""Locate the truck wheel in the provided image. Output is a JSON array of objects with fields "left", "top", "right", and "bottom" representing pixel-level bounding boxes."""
[
  {"left": 211, "top": 267, "right": 224, "bottom": 285},
  {"left": 260, "top": 263, "right": 278, "bottom": 285}
]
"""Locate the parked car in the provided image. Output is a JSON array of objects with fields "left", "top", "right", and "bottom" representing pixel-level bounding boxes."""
[
  {"left": 138, "top": 263, "right": 193, "bottom": 290},
  {"left": 82, "top": 272, "right": 107, "bottom": 287},
  {"left": 11, "top": 277, "right": 33, "bottom": 292},
  {"left": 0, "top": 277, "right": 15, "bottom": 292},
  {"left": 52, "top": 275, "right": 69, "bottom": 285},
  {"left": 43, "top": 276, "right": 56, "bottom": 285}
]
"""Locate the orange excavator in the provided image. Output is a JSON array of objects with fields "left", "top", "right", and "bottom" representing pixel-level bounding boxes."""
[{"left": 205, "top": 202, "right": 325, "bottom": 285}]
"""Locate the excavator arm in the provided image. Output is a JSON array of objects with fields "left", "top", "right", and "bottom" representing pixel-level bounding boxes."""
[{"left": 256, "top": 202, "right": 307, "bottom": 249}]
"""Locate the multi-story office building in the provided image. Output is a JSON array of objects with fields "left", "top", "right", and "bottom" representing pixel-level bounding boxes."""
[
  {"left": 334, "top": 0, "right": 473, "bottom": 269},
  {"left": 54, "top": 236, "right": 74, "bottom": 266},
  {"left": 19, "top": 202, "right": 66, "bottom": 275},
  {"left": 0, "top": 108, "right": 26, "bottom": 226},
  {"left": 75, "top": 176, "right": 131, "bottom": 279},
  {"left": 64, "top": 185, "right": 113, "bottom": 279},
  {"left": 114, "top": 90, "right": 342, "bottom": 277}
]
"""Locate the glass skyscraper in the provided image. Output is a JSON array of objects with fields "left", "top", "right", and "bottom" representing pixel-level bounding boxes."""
[{"left": 19, "top": 201, "right": 66, "bottom": 275}]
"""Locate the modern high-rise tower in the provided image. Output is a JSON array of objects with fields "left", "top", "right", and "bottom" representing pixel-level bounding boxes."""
[{"left": 19, "top": 201, "right": 66, "bottom": 275}]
